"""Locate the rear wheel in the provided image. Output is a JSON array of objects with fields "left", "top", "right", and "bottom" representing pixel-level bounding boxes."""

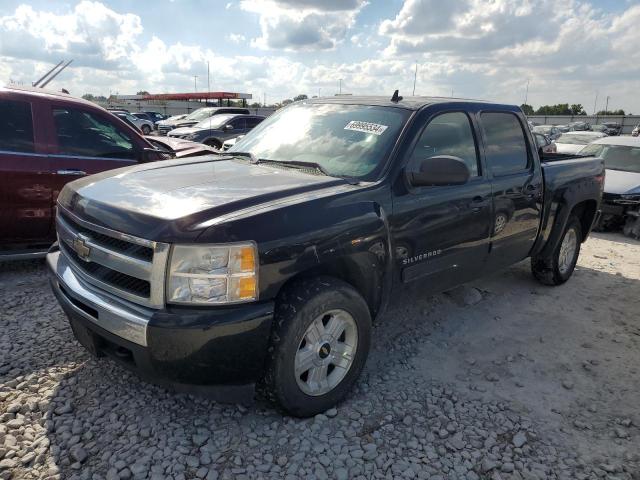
[
  {"left": 263, "top": 277, "right": 371, "bottom": 417},
  {"left": 531, "top": 215, "right": 582, "bottom": 285}
]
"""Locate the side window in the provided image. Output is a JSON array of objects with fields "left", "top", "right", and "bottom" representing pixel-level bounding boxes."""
[
  {"left": 409, "top": 112, "right": 480, "bottom": 177},
  {"left": 246, "top": 117, "right": 263, "bottom": 128},
  {"left": 480, "top": 112, "right": 529, "bottom": 176},
  {"left": 230, "top": 117, "right": 246, "bottom": 129},
  {"left": 53, "top": 107, "right": 136, "bottom": 159},
  {"left": 0, "top": 99, "right": 35, "bottom": 153}
]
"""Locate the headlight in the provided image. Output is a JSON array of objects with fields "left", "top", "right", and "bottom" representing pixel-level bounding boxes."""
[
  {"left": 183, "top": 134, "right": 197, "bottom": 140},
  {"left": 167, "top": 242, "right": 258, "bottom": 304}
]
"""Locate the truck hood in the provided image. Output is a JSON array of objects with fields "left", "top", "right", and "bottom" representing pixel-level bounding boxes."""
[
  {"left": 58, "top": 157, "right": 348, "bottom": 241},
  {"left": 604, "top": 169, "right": 640, "bottom": 195}
]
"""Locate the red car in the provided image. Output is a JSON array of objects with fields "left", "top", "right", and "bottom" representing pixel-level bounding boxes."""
[{"left": 0, "top": 86, "right": 216, "bottom": 260}]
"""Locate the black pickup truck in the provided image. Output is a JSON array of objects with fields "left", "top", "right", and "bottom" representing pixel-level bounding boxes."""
[{"left": 47, "top": 95, "right": 604, "bottom": 416}]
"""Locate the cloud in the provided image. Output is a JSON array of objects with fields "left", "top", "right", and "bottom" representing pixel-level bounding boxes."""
[
  {"left": 227, "top": 33, "right": 246, "bottom": 44},
  {"left": 240, "top": 0, "right": 367, "bottom": 51},
  {"left": 0, "top": 1, "right": 143, "bottom": 70}
]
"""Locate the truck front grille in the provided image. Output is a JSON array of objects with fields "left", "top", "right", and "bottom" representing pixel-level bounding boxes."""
[{"left": 56, "top": 206, "right": 170, "bottom": 308}]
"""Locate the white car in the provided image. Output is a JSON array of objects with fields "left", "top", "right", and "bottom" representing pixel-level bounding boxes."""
[
  {"left": 554, "top": 131, "right": 606, "bottom": 154},
  {"left": 221, "top": 135, "right": 245, "bottom": 151}
]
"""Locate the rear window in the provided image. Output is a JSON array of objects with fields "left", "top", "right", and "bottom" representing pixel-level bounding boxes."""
[
  {"left": 0, "top": 99, "right": 35, "bottom": 153},
  {"left": 480, "top": 112, "right": 529, "bottom": 176}
]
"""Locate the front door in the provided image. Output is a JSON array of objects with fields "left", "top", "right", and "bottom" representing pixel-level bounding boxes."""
[
  {"left": 390, "top": 110, "right": 493, "bottom": 293},
  {"left": 46, "top": 104, "right": 140, "bottom": 206},
  {"left": 0, "top": 97, "right": 53, "bottom": 247},
  {"left": 477, "top": 111, "right": 543, "bottom": 269}
]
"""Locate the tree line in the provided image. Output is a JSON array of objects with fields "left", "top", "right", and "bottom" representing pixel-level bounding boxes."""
[{"left": 521, "top": 103, "right": 626, "bottom": 116}]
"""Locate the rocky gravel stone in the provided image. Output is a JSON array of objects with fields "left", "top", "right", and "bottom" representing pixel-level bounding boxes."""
[{"left": 1, "top": 238, "right": 640, "bottom": 480}]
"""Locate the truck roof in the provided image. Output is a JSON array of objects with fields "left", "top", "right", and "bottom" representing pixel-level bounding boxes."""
[{"left": 307, "top": 95, "right": 506, "bottom": 111}]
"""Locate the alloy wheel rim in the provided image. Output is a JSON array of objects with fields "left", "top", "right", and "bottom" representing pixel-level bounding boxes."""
[
  {"left": 558, "top": 227, "right": 578, "bottom": 275},
  {"left": 294, "top": 309, "right": 358, "bottom": 396}
]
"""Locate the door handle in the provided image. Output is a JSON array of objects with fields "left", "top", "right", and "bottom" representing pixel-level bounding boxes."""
[
  {"left": 57, "top": 169, "right": 87, "bottom": 176},
  {"left": 470, "top": 196, "right": 488, "bottom": 212}
]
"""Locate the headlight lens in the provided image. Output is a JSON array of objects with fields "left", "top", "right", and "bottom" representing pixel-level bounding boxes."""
[
  {"left": 167, "top": 243, "right": 258, "bottom": 304},
  {"left": 183, "top": 134, "right": 197, "bottom": 140}
]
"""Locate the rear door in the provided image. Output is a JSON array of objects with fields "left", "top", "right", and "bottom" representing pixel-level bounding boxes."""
[
  {"left": 46, "top": 104, "right": 142, "bottom": 204},
  {"left": 0, "top": 97, "right": 53, "bottom": 246},
  {"left": 390, "top": 109, "right": 493, "bottom": 291},
  {"left": 478, "top": 111, "right": 543, "bottom": 269}
]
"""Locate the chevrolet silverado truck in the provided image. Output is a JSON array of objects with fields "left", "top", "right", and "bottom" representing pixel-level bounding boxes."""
[{"left": 47, "top": 94, "right": 604, "bottom": 416}]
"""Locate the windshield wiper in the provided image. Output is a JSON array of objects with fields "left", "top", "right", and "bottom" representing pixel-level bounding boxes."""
[
  {"left": 226, "top": 151, "right": 259, "bottom": 163},
  {"left": 255, "top": 159, "right": 332, "bottom": 176}
]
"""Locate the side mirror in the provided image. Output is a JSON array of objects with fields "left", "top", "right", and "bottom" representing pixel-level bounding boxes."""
[
  {"left": 224, "top": 124, "right": 233, "bottom": 130},
  {"left": 407, "top": 155, "right": 470, "bottom": 187},
  {"left": 140, "top": 147, "right": 174, "bottom": 163}
]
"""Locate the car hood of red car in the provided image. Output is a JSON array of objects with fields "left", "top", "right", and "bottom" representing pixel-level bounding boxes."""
[{"left": 146, "top": 135, "right": 219, "bottom": 158}]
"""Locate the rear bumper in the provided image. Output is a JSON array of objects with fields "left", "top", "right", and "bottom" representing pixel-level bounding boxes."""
[{"left": 47, "top": 248, "right": 275, "bottom": 394}]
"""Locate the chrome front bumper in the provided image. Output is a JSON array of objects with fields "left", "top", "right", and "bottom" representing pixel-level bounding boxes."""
[{"left": 47, "top": 249, "right": 151, "bottom": 346}]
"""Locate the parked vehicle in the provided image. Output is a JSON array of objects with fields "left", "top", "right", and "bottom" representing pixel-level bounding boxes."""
[
  {"left": 579, "top": 136, "right": 640, "bottom": 237},
  {"left": 591, "top": 124, "right": 609, "bottom": 135},
  {"left": 631, "top": 124, "right": 639, "bottom": 137},
  {"left": 554, "top": 131, "right": 606, "bottom": 154},
  {"left": 556, "top": 125, "right": 571, "bottom": 133},
  {"left": 143, "top": 111, "right": 168, "bottom": 125},
  {"left": 601, "top": 122, "right": 621, "bottom": 136},
  {"left": 167, "top": 114, "right": 264, "bottom": 149},
  {"left": 47, "top": 95, "right": 603, "bottom": 416},
  {"left": 568, "top": 121, "right": 591, "bottom": 131},
  {"left": 0, "top": 85, "right": 213, "bottom": 260},
  {"left": 113, "top": 111, "right": 154, "bottom": 135},
  {"left": 221, "top": 135, "right": 244, "bottom": 151},
  {"left": 533, "top": 133, "right": 557, "bottom": 154},
  {"left": 532, "top": 125, "right": 562, "bottom": 141},
  {"left": 158, "top": 107, "right": 250, "bottom": 135},
  {"left": 156, "top": 114, "right": 188, "bottom": 135}
]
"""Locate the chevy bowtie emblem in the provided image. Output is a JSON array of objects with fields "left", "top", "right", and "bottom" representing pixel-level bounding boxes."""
[{"left": 72, "top": 234, "right": 91, "bottom": 261}]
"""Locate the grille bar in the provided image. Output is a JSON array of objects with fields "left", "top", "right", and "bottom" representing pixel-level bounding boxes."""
[{"left": 56, "top": 205, "right": 170, "bottom": 308}]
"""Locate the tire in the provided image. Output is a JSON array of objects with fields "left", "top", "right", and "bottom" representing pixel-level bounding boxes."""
[
  {"left": 263, "top": 276, "right": 371, "bottom": 417},
  {"left": 531, "top": 215, "right": 582, "bottom": 286},
  {"left": 204, "top": 138, "right": 222, "bottom": 149},
  {"left": 141, "top": 125, "right": 151, "bottom": 135}
]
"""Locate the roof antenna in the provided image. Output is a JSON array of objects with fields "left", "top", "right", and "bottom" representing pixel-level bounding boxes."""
[{"left": 391, "top": 89, "right": 403, "bottom": 103}]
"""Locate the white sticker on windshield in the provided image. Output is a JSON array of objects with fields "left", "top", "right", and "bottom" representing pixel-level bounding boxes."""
[{"left": 344, "top": 120, "right": 388, "bottom": 135}]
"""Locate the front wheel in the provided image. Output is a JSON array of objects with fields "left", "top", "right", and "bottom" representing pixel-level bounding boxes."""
[
  {"left": 263, "top": 277, "right": 371, "bottom": 417},
  {"left": 531, "top": 215, "right": 582, "bottom": 285}
]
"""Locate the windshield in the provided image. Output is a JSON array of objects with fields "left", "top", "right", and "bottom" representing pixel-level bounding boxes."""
[
  {"left": 557, "top": 133, "right": 599, "bottom": 145},
  {"left": 579, "top": 144, "right": 640, "bottom": 173},
  {"left": 229, "top": 102, "right": 410, "bottom": 179},
  {"left": 184, "top": 108, "right": 214, "bottom": 121},
  {"left": 195, "top": 114, "right": 236, "bottom": 130}
]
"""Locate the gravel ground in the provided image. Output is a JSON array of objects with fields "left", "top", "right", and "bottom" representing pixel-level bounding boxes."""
[{"left": 1, "top": 232, "right": 639, "bottom": 480}]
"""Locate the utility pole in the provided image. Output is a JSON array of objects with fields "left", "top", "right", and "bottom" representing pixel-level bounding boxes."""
[
  {"left": 263, "top": 92, "right": 266, "bottom": 107},
  {"left": 339, "top": 78, "right": 342, "bottom": 95},
  {"left": 605, "top": 96, "right": 610, "bottom": 116},
  {"left": 593, "top": 91, "right": 598, "bottom": 116},
  {"left": 318, "top": 87, "right": 321, "bottom": 98},
  {"left": 207, "top": 62, "right": 210, "bottom": 94},
  {"left": 412, "top": 62, "right": 418, "bottom": 96},
  {"left": 524, "top": 79, "right": 530, "bottom": 106},
  {"left": 193, "top": 75, "right": 198, "bottom": 92}
]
